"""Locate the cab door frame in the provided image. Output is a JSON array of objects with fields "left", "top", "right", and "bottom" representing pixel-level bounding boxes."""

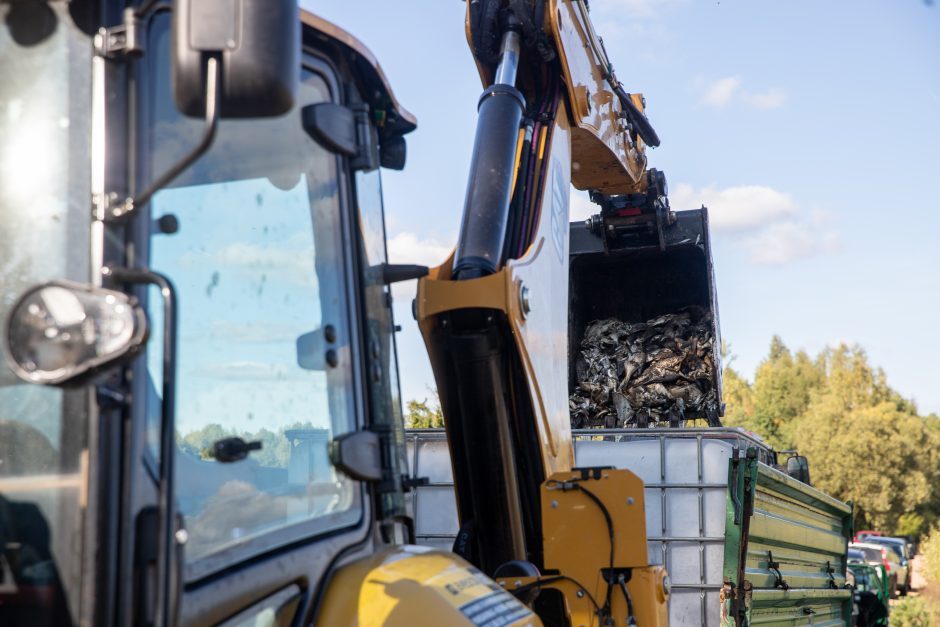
[{"left": 113, "top": 18, "right": 382, "bottom": 626}]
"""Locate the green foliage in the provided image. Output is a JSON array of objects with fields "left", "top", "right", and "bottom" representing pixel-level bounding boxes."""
[
  {"left": 177, "top": 421, "right": 316, "bottom": 468},
  {"left": 405, "top": 398, "right": 444, "bottom": 428},
  {"left": 723, "top": 338, "right": 939, "bottom": 532},
  {"left": 891, "top": 597, "right": 934, "bottom": 627},
  {"left": 794, "top": 401, "right": 932, "bottom": 529},
  {"left": 923, "top": 524, "right": 940, "bottom": 584},
  {"left": 722, "top": 366, "right": 756, "bottom": 432},
  {"left": 897, "top": 512, "right": 927, "bottom": 539},
  {"left": 181, "top": 423, "right": 230, "bottom": 460},
  {"left": 749, "top": 337, "right": 823, "bottom": 448}
]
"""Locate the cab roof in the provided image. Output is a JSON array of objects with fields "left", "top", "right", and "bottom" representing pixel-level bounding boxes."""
[{"left": 300, "top": 10, "right": 417, "bottom": 139}]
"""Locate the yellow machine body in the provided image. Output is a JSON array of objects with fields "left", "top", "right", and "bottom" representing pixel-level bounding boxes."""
[
  {"left": 548, "top": 0, "right": 649, "bottom": 194},
  {"left": 466, "top": 0, "right": 650, "bottom": 195},
  {"left": 418, "top": 39, "right": 669, "bottom": 627},
  {"left": 536, "top": 469, "right": 669, "bottom": 626},
  {"left": 477, "top": 468, "right": 670, "bottom": 627},
  {"left": 417, "top": 101, "right": 575, "bottom": 479},
  {"left": 416, "top": 0, "right": 670, "bottom": 623},
  {"left": 316, "top": 545, "right": 541, "bottom": 627}
]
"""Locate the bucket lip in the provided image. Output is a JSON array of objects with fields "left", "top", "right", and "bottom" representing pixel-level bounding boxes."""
[{"left": 569, "top": 426, "right": 769, "bottom": 446}]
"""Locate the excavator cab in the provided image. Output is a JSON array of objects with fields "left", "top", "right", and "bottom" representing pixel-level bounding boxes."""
[{"left": 0, "top": 3, "right": 523, "bottom": 626}]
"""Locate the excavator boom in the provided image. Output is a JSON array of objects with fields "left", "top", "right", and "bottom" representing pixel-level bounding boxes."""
[{"left": 417, "top": 1, "right": 672, "bottom": 624}]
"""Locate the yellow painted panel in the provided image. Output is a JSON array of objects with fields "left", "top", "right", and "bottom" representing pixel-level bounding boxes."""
[
  {"left": 538, "top": 469, "right": 669, "bottom": 626},
  {"left": 504, "top": 106, "right": 576, "bottom": 475},
  {"left": 317, "top": 545, "right": 540, "bottom": 627}
]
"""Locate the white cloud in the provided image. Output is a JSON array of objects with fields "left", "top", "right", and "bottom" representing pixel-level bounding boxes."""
[
  {"left": 670, "top": 183, "right": 797, "bottom": 233},
  {"left": 386, "top": 231, "right": 453, "bottom": 301},
  {"left": 179, "top": 231, "right": 315, "bottom": 287},
  {"left": 744, "top": 87, "right": 788, "bottom": 110},
  {"left": 198, "top": 361, "right": 311, "bottom": 382},
  {"left": 701, "top": 76, "right": 742, "bottom": 107},
  {"left": 743, "top": 221, "right": 818, "bottom": 264},
  {"left": 207, "top": 320, "right": 299, "bottom": 343},
  {"left": 213, "top": 241, "right": 310, "bottom": 272},
  {"left": 697, "top": 76, "right": 787, "bottom": 110},
  {"left": 743, "top": 212, "right": 839, "bottom": 265},
  {"left": 387, "top": 232, "right": 451, "bottom": 267},
  {"left": 569, "top": 190, "right": 597, "bottom": 222},
  {"left": 671, "top": 184, "right": 838, "bottom": 265}
]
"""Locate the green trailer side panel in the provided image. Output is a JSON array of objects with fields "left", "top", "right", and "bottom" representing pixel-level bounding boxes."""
[
  {"left": 722, "top": 450, "right": 854, "bottom": 626},
  {"left": 748, "top": 589, "right": 850, "bottom": 626}
]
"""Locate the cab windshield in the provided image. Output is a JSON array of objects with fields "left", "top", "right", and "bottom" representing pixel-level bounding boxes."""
[
  {"left": 144, "top": 16, "right": 362, "bottom": 579},
  {"left": 0, "top": 4, "right": 93, "bottom": 625}
]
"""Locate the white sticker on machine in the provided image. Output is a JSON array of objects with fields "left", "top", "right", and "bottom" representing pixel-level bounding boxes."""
[{"left": 550, "top": 160, "right": 570, "bottom": 264}]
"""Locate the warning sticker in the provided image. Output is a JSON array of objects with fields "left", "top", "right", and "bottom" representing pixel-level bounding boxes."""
[{"left": 459, "top": 590, "right": 535, "bottom": 627}]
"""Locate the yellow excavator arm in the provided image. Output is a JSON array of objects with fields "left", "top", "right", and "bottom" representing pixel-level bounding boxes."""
[
  {"left": 467, "top": 0, "right": 659, "bottom": 194},
  {"left": 417, "top": 1, "right": 670, "bottom": 624}
]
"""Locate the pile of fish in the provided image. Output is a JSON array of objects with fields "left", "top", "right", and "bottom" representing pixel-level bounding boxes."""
[{"left": 569, "top": 308, "right": 719, "bottom": 428}]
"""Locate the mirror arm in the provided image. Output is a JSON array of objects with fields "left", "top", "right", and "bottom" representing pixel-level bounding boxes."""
[
  {"left": 380, "top": 263, "right": 429, "bottom": 284},
  {"left": 102, "top": 266, "right": 180, "bottom": 627},
  {"left": 104, "top": 56, "right": 221, "bottom": 222}
]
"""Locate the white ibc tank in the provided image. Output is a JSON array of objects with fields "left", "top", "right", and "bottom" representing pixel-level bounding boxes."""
[{"left": 404, "top": 428, "right": 772, "bottom": 627}]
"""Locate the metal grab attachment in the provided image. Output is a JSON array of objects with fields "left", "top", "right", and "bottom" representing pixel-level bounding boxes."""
[{"left": 767, "top": 551, "right": 789, "bottom": 591}]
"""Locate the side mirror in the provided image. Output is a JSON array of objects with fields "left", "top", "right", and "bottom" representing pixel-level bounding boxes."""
[
  {"left": 380, "top": 135, "right": 407, "bottom": 171},
  {"left": 786, "top": 455, "right": 811, "bottom": 486},
  {"left": 302, "top": 103, "right": 408, "bottom": 171},
  {"left": 173, "top": 0, "right": 299, "bottom": 118}
]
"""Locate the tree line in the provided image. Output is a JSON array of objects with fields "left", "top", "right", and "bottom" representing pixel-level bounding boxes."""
[{"left": 723, "top": 336, "right": 940, "bottom": 537}]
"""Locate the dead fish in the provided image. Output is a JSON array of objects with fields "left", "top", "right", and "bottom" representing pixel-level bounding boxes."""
[{"left": 569, "top": 311, "right": 719, "bottom": 429}]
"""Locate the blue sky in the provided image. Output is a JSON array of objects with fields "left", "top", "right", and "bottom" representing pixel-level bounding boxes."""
[{"left": 309, "top": 0, "right": 940, "bottom": 415}]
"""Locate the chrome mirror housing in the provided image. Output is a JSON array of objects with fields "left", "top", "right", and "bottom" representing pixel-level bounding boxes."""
[{"left": 5, "top": 281, "right": 148, "bottom": 385}]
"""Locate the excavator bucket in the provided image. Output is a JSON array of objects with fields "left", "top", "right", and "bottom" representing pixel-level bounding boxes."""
[{"left": 568, "top": 205, "right": 723, "bottom": 427}]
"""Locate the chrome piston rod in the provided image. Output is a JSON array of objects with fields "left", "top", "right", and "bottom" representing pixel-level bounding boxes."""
[{"left": 494, "top": 29, "right": 521, "bottom": 86}]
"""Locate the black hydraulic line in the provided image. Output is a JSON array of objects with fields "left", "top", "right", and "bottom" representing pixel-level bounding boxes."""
[
  {"left": 618, "top": 576, "right": 637, "bottom": 626},
  {"left": 613, "top": 83, "right": 660, "bottom": 148},
  {"left": 503, "top": 120, "right": 534, "bottom": 261},
  {"left": 577, "top": 484, "right": 616, "bottom": 615},
  {"left": 548, "top": 478, "right": 617, "bottom": 621},
  {"left": 510, "top": 574, "right": 602, "bottom": 615},
  {"left": 518, "top": 79, "right": 560, "bottom": 257},
  {"left": 453, "top": 28, "right": 526, "bottom": 280}
]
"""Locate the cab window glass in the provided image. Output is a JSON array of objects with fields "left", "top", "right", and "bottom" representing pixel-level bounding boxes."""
[
  {"left": 354, "top": 170, "right": 406, "bottom": 516},
  {"left": 0, "top": 6, "right": 92, "bottom": 622},
  {"left": 146, "top": 22, "right": 360, "bottom": 577}
]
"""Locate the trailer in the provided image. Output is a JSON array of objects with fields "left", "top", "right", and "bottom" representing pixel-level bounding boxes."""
[{"left": 405, "top": 427, "right": 854, "bottom": 626}]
